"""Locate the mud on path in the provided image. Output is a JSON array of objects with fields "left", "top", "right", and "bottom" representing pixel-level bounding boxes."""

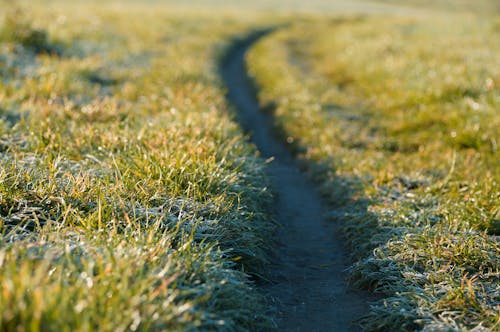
[{"left": 220, "top": 31, "right": 371, "bottom": 331}]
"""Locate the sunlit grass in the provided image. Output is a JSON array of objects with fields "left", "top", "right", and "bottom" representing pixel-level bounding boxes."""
[
  {"left": 247, "top": 10, "right": 499, "bottom": 331},
  {"left": 0, "top": 2, "right": 274, "bottom": 330},
  {"left": 3, "top": 0, "right": 499, "bottom": 330},
  {"left": 375, "top": 0, "right": 500, "bottom": 14}
]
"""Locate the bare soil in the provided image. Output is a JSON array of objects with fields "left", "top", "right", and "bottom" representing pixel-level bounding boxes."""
[{"left": 220, "top": 31, "right": 372, "bottom": 331}]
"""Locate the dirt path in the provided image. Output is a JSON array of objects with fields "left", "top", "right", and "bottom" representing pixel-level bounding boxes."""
[{"left": 220, "top": 31, "right": 371, "bottom": 331}]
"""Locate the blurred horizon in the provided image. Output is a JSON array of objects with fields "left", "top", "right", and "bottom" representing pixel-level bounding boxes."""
[{"left": 27, "top": 0, "right": 499, "bottom": 15}]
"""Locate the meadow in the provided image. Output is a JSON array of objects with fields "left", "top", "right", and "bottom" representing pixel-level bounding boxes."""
[
  {"left": 247, "top": 4, "right": 499, "bottom": 331},
  {"left": 0, "top": 2, "right": 276, "bottom": 330},
  {"left": 1, "top": 0, "right": 499, "bottom": 331}
]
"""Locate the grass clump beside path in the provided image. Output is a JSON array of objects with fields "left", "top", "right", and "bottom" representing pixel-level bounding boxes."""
[
  {"left": 0, "top": 4, "right": 62, "bottom": 55},
  {"left": 247, "top": 9, "right": 499, "bottom": 332},
  {"left": 0, "top": 2, "right": 274, "bottom": 330}
]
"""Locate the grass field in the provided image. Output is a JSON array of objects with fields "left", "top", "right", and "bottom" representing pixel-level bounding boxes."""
[
  {"left": 0, "top": 2, "right": 276, "bottom": 330},
  {"left": 376, "top": 0, "right": 500, "bottom": 14},
  {"left": 247, "top": 6, "right": 499, "bottom": 331},
  {"left": 1, "top": 0, "right": 499, "bottom": 331}
]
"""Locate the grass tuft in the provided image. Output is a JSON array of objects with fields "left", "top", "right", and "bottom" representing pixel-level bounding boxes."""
[{"left": 0, "top": 5, "right": 62, "bottom": 56}]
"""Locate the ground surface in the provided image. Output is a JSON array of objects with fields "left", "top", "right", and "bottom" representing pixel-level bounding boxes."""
[
  {"left": 221, "top": 32, "right": 371, "bottom": 331},
  {"left": 1, "top": 1, "right": 498, "bottom": 331}
]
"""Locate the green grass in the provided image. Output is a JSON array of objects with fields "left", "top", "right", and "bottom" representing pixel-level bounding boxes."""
[
  {"left": 2, "top": 0, "right": 499, "bottom": 330},
  {"left": 375, "top": 0, "right": 500, "bottom": 14},
  {"left": 0, "top": 4, "right": 62, "bottom": 55},
  {"left": 0, "top": 2, "right": 275, "bottom": 330},
  {"left": 247, "top": 9, "right": 499, "bottom": 332}
]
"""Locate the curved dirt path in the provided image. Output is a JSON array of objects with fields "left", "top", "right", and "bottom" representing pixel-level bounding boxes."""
[{"left": 220, "top": 31, "right": 371, "bottom": 331}]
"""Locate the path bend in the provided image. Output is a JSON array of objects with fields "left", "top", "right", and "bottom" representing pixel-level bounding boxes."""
[{"left": 220, "top": 30, "right": 370, "bottom": 332}]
